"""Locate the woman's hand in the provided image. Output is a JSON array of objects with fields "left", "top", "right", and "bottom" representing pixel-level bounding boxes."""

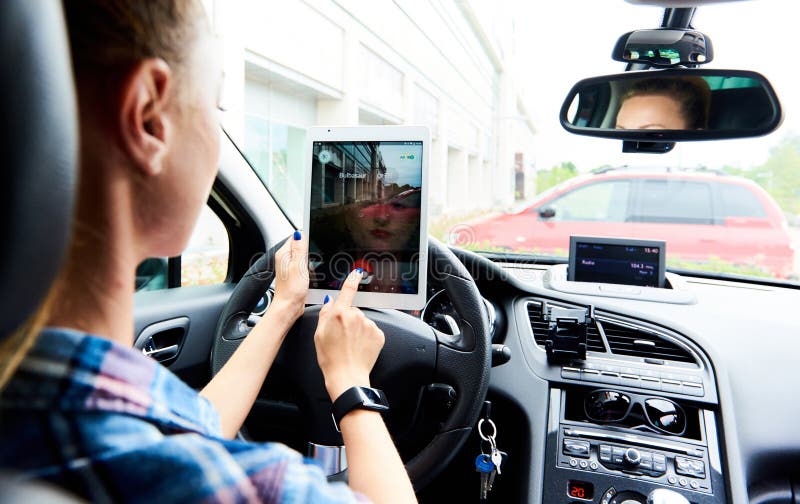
[
  {"left": 314, "top": 270, "right": 416, "bottom": 503},
  {"left": 271, "top": 230, "right": 309, "bottom": 322},
  {"left": 314, "top": 269, "right": 385, "bottom": 401}
]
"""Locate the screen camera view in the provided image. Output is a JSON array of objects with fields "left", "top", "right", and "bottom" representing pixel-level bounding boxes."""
[
  {"left": 573, "top": 242, "right": 662, "bottom": 287},
  {"left": 309, "top": 141, "right": 423, "bottom": 294}
]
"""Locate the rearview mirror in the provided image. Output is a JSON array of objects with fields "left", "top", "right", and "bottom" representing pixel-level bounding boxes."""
[{"left": 560, "top": 69, "right": 782, "bottom": 142}]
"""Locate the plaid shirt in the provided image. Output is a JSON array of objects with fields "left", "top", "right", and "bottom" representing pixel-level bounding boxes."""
[{"left": 0, "top": 328, "right": 367, "bottom": 503}]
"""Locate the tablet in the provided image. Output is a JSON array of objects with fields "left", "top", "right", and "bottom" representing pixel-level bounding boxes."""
[
  {"left": 304, "top": 126, "right": 430, "bottom": 310},
  {"left": 568, "top": 236, "right": 666, "bottom": 288}
]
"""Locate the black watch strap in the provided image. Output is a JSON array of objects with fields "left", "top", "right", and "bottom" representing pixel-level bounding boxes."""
[{"left": 331, "top": 386, "right": 389, "bottom": 431}]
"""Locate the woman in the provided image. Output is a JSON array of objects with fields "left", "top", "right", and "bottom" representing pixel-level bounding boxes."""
[
  {"left": 615, "top": 76, "right": 711, "bottom": 130},
  {"left": 0, "top": 1, "right": 416, "bottom": 503}
]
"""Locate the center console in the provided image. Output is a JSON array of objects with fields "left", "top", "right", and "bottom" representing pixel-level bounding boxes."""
[{"left": 542, "top": 386, "right": 726, "bottom": 504}]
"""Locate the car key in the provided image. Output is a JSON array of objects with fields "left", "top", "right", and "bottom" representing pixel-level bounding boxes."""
[
  {"left": 487, "top": 451, "right": 508, "bottom": 492},
  {"left": 475, "top": 453, "right": 496, "bottom": 501},
  {"left": 490, "top": 447, "right": 503, "bottom": 475}
]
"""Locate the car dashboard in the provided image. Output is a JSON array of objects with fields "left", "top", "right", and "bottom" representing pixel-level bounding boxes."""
[
  {"left": 421, "top": 250, "right": 800, "bottom": 504},
  {"left": 247, "top": 251, "right": 800, "bottom": 503}
]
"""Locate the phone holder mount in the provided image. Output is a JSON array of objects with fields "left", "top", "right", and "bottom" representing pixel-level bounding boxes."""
[{"left": 543, "top": 303, "right": 595, "bottom": 364}]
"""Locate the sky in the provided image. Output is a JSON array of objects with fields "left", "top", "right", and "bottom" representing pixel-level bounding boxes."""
[
  {"left": 378, "top": 143, "right": 424, "bottom": 187},
  {"left": 512, "top": 0, "right": 800, "bottom": 173}
]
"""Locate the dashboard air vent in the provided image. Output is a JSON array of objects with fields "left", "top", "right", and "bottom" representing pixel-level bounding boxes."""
[
  {"left": 600, "top": 319, "right": 695, "bottom": 363},
  {"left": 526, "top": 301, "right": 605, "bottom": 352}
]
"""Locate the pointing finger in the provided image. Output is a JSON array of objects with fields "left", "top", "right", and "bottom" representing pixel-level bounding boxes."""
[{"left": 335, "top": 269, "right": 363, "bottom": 308}]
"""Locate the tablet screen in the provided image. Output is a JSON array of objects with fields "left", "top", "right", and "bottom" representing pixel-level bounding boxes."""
[{"left": 308, "top": 140, "right": 423, "bottom": 294}]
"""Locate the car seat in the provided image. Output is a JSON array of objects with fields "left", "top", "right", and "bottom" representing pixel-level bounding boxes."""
[{"left": 0, "top": 0, "right": 81, "bottom": 501}]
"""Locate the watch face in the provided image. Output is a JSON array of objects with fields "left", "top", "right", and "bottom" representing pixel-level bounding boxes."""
[{"left": 362, "top": 388, "right": 383, "bottom": 403}]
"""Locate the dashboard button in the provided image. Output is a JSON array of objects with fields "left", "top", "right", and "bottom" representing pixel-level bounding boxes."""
[
  {"left": 563, "top": 438, "right": 591, "bottom": 458},
  {"left": 679, "top": 373, "right": 703, "bottom": 383},
  {"left": 640, "top": 376, "right": 661, "bottom": 390},
  {"left": 668, "top": 476, "right": 677, "bottom": 485},
  {"left": 600, "top": 487, "right": 616, "bottom": 504},
  {"left": 652, "top": 454, "right": 667, "bottom": 473},
  {"left": 581, "top": 369, "right": 601, "bottom": 382},
  {"left": 598, "top": 371, "right": 621, "bottom": 385},
  {"left": 661, "top": 378, "right": 683, "bottom": 394},
  {"left": 619, "top": 373, "right": 641, "bottom": 388},
  {"left": 623, "top": 448, "right": 641, "bottom": 466},
  {"left": 675, "top": 456, "right": 706, "bottom": 478},
  {"left": 569, "top": 458, "right": 578, "bottom": 467},
  {"left": 682, "top": 382, "right": 705, "bottom": 396},
  {"left": 579, "top": 460, "right": 588, "bottom": 469},
  {"left": 590, "top": 462, "right": 599, "bottom": 470},
  {"left": 679, "top": 478, "right": 688, "bottom": 487},
  {"left": 690, "top": 480, "right": 700, "bottom": 489},
  {"left": 561, "top": 367, "right": 582, "bottom": 380}
]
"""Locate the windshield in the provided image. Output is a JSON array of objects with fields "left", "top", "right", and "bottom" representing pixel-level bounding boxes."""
[{"left": 215, "top": 1, "right": 799, "bottom": 283}]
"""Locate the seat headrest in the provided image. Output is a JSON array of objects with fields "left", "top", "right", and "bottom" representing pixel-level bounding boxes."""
[{"left": 0, "top": 0, "right": 77, "bottom": 337}]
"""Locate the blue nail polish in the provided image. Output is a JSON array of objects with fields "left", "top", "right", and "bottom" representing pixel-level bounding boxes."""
[
  {"left": 355, "top": 268, "right": 363, "bottom": 274},
  {"left": 323, "top": 295, "right": 330, "bottom": 304},
  {"left": 293, "top": 230, "right": 301, "bottom": 240}
]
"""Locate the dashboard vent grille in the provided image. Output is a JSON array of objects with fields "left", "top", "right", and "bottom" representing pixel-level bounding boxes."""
[
  {"left": 600, "top": 319, "right": 695, "bottom": 363},
  {"left": 526, "top": 302, "right": 605, "bottom": 352}
]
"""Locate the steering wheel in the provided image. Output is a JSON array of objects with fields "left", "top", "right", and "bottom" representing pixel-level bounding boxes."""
[{"left": 210, "top": 238, "right": 491, "bottom": 490}]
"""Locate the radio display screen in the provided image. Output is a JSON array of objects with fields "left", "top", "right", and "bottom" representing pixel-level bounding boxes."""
[{"left": 568, "top": 236, "right": 666, "bottom": 288}]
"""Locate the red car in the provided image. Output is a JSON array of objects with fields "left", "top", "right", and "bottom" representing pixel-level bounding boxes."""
[{"left": 467, "top": 170, "right": 795, "bottom": 278}]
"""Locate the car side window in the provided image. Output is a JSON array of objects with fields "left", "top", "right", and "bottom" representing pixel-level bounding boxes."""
[
  {"left": 549, "top": 180, "right": 630, "bottom": 222},
  {"left": 718, "top": 182, "right": 767, "bottom": 218},
  {"left": 631, "top": 179, "right": 714, "bottom": 225},
  {"left": 135, "top": 206, "right": 230, "bottom": 292}
]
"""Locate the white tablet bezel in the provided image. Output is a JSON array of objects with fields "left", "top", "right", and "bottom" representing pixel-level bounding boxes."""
[{"left": 303, "top": 125, "right": 430, "bottom": 310}]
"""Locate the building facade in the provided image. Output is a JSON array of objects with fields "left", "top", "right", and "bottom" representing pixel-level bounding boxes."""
[{"left": 203, "top": 0, "right": 536, "bottom": 224}]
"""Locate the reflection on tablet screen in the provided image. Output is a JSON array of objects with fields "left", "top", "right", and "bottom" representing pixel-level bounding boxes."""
[{"left": 309, "top": 141, "right": 423, "bottom": 294}]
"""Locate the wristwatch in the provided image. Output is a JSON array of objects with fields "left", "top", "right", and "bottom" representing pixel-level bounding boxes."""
[{"left": 331, "top": 386, "right": 390, "bottom": 431}]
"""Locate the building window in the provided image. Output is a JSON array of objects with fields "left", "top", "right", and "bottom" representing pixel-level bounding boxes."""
[
  {"left": 414, "top": 84, "right": 439, "bottom": 136},
  {"left": 359, "top": 45, "right": 404, "bottom": 116}
]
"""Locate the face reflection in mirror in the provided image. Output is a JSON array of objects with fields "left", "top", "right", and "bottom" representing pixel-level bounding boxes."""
[{"left": 615, "top": 77, "right": 711, "bottom": 131}]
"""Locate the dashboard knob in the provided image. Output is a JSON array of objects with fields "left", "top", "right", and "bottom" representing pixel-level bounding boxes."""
[
  {"left": 648, "top": 489, "right": 690, "bottom": 504},
  {"left": 624, "top": 447, "right": 641, "bottom": 466}
]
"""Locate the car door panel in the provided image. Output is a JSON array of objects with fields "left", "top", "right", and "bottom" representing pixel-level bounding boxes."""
[{"left": 134, "top": 283, "right": 235, "bottom": 388}]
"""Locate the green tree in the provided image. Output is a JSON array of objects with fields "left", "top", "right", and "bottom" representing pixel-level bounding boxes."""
[
  {"left": 536, "top": 161, "right": 578, "bottom": 194},
  {"left": 723, "top": 134, "right": 800, "bottom": 214}
]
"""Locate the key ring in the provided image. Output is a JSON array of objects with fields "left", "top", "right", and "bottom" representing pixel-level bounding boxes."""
[{"left": 478, "top": 418, "right": 497, "bottom": 442}]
